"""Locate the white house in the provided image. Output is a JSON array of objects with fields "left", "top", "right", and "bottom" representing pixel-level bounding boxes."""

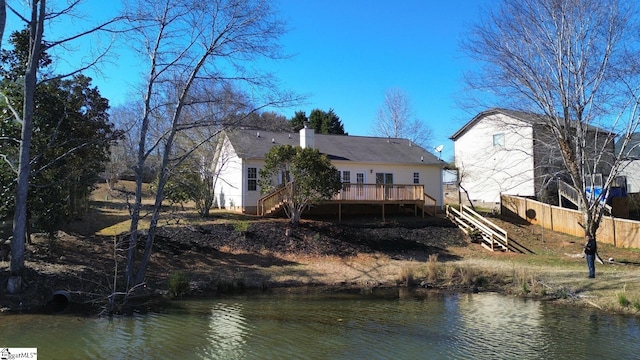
[
  {"left": 617, "top": 133, "right": 640, "bottom": 193},
  {"left": 213, "top": 126, "right": 444, "bottom": 216},
  {"left": 450, "top": 108, "right": 615, "bottom": 205},
  {"left": 450, "top": 109, "right": 539, "bottom": 204}
]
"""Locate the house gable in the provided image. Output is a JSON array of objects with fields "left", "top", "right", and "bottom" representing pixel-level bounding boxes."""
[
  {"left": 452, "top": 108, "right": 617, "bottom": 204},
  {"left": 452, "top": 109, "right": 536, "bottom": 203}
]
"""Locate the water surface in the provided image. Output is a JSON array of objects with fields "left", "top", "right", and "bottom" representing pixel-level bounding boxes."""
[{"left": 1, "top": 290, "right": 639, "bottom": 359}]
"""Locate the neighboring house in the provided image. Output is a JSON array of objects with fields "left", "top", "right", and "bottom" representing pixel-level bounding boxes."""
[
  {"left": 213, "top": 126, "right": 444, "bottom": 216},
  {"left": 443, "top": 169, "right": 457, "bottom": 185},
  {"left": 616, "top": 133, "right": 640, "bottom": 193},
  {"left": 450, "top": 108, "right": 615, "bottom": 204}
]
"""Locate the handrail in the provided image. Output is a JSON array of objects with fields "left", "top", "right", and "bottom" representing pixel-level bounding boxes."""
[
  {"left": 446, "top": 204, "right": 509, "bottom": 252},
  {"left": 257, "top": 184, "right": 291, "bottom": 216},
  {"left": 559, "top": 179, "right": 612, "bottom": 214},
  {"left": 424, "top": 192, "right": 437, "bottom": 216},
  {"left": 259, "top": 183, "right": 439, "bottom": 217},
  {"left": 558, "top": 180, "right": 580, "bottom": 207},
  {"left": 332, "top": 183, "right": 425, "bottom": 201},
  {"left": 462, "top": 205, "right": 507, "bottom": 243}
]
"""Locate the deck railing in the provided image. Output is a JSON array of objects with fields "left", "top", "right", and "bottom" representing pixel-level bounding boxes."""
[
  {"left": 333, "top": 183, "right": 424, "bottom": 201},
  {"left": 258, "top": 183, "right": 291, "bottom": 216},
  {"left": 258, "top": 183, "right": 438, "bottom": 216}
]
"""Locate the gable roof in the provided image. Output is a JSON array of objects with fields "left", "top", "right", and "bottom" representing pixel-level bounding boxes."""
[
  {"left": 615, "top": 132, "right": 640, "bottom": 159},
  {"left": 225, "top": 129, "right": 443, "bottom": 166},
  {"left": 450, "top": 108, "right": 546, "bottom": 141},
  {"left": 451, "top": 107, "right": 612, "bottom": 141}
]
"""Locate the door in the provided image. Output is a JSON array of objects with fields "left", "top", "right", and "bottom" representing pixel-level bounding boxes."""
[
  {"left": 356, "top": 172, "right": 365, "bottom": 199},
  {"left": 376, "top": 173, "right": 393, "bottom": 199}
]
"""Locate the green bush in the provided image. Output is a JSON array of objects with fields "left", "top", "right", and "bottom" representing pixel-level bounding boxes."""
[
  {"left": 168, "top": 271, "right": 190, "bottom": 298},
  {"left": 617, "top": 292, "right": 630, "bottom": 307},
  {"left": 233, "top": 220, "right": 250, "bottom": 234}
]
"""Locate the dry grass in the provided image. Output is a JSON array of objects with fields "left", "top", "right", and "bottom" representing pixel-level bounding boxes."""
[{"left": 5, "top": 181, "right": 640, "bottom": 317}]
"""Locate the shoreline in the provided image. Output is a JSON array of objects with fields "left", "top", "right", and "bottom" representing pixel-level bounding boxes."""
[{"left": 2, "top": 213, "right": 640, "bottom": 317}]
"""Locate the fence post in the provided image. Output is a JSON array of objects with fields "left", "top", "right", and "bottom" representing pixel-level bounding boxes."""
[
  {"left": 549, "top": 205, "right": 553, "bottom": 231},
  {"left": 612, "top": 217, "right": 617, "bottom": 247}
]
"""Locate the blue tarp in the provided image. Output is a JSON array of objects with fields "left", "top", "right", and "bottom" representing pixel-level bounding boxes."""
[{"left": 585, "top": 186, "right": 627, "bottom": 204}]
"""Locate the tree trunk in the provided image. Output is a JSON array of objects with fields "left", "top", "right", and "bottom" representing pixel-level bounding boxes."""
[
  {"left": 290, "top": 205, "right": 301, "bottom": 225},
  {"left": 10, "top": 0, "right": 45, "bottom": 287},
  {"left": 0, "top": 0, "right": 5, "bottom": 50}
]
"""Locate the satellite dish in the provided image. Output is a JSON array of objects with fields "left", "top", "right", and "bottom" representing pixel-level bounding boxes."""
[{"left": 434, "top": 145, "right": 444, "bottom": 160}]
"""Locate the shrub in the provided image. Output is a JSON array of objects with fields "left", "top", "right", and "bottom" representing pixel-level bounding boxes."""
[
  {"left": 617, "top": 292, "right": 630, "bottom": 307},
  {"left": 169, "top": 271, "right": 190, "bottom": 298},
  {"left": 233, "top": 220, "right": 250, "bottom": 234}
]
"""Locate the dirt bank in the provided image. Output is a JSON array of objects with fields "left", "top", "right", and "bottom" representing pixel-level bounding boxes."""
[{"left": 2, "top": 184, "right": 640, "bottom": 316}]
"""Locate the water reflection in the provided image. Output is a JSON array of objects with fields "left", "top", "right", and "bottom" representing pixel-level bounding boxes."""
[
  {"left": 206, "top": 303, "right": 248, "bottom": 359},
  {"left": 1, "top": 290, "right": 639, "bottom": 359}
]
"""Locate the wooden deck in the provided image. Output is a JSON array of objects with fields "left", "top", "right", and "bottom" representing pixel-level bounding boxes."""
[{"left": 258, "top": 183, "right": 438, "bottom": 221}]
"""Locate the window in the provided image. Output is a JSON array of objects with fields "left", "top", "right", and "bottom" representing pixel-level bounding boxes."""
[
  {"left": 413, "top": 172, "right": 419, "bottom": 184},
  {"left": 493, "top": 133, "right": 505, "bottom": 147},
  {"left": 247, "top": 167, "right": 257, "bottom": 191},
  {"left": 376, "top": 173, "right": 393, "bottom": 184},
  {"left": 342, "top": 171, "right": 351, "bottom": 183}
]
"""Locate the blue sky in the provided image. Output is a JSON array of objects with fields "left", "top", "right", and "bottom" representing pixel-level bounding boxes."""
[
  {"left": 4, "top": 0, "right": 492, "bottom": 162},
  {"left": 267, "top": 0, "right": 491, "bottom": 161}
]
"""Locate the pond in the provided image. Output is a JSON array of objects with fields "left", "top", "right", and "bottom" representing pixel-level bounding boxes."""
[{"left": 1, "top": 289, "right": 639, "bottom": 359}]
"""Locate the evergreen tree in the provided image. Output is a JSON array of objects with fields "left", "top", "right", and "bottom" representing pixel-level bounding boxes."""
[
  {"left": 0, "top": 30, "right": 121, "bottom": 234},
  {"left": 289, "top": 108, "right": 347, "bottom": 135}
]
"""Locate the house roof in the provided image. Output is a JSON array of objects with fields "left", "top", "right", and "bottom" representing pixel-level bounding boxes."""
[
  {"left": 615, "top": 132, "right": 640, "bottom": 159},
  {"left": 225, "top": 129, "right": 443, "bottom": 166},
  {"left": 450, "top": 108, "right": 609, "bottom": 141},
  {"left": 449, "top": 108, "right": 547, "bottom": 141}
]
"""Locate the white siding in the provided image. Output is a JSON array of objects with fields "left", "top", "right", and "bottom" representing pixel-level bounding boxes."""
[
  {"left": 333, "top": 162, "right": 443, "bottom": 206},
  {"left": 242, "top": 159, "right": 266, "bottom": 212},
  {"left": 454, "top": 113, "right": 535, "bottom": 203},
  {"left": 620, "top": 160, "right": 640, "bottom": 193},
  {"left": 214, "top": 137, "right": 244, "bottom": 211},
  {"left": 215, "top": 133, "right": 445, "bottom": 212}
]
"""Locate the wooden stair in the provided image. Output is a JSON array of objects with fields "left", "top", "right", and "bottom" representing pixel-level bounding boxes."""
[
  {"left": 446, "top": 205, "right": 509, "bottom": 252},
  {"left": 558, "top": 179, "right": 612, "bottom": 214}
]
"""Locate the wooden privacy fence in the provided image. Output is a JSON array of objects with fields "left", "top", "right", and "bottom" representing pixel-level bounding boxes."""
[{"left": 501, "top": 194, "right": 640, "bottom": 249}]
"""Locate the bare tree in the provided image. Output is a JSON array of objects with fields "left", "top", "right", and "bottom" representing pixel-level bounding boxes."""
[
  {"left": 462, "top": 0, "right": 640, "bottom": 245},
  {"left": 121, "top": 0, "right": 297, "bottom": 294},
  {"left": 371, "top": 87, "right": 433, "bottom": 149}
]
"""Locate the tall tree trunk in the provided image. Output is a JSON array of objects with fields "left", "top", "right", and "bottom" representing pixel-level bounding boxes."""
[
  {"left": 10, "top": 0, "right": 45, "bottom": 283},
  {"left": 0, "top": 0, "right": 6, "bottom": 51}
]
